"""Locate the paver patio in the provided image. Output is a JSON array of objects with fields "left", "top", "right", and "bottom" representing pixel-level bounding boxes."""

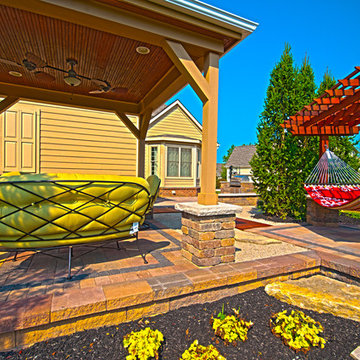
[{"left": 0, "top": 199, "right": 359, "bottom": 351}]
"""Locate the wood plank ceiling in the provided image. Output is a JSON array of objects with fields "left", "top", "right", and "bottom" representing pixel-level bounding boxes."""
[{"left": 0, "top": 4, "right": 173, "bottom": 103}]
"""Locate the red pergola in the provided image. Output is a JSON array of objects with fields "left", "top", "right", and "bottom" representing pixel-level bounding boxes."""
[{"left": 283, "top": 66, "right": 360, "bottom": 157}]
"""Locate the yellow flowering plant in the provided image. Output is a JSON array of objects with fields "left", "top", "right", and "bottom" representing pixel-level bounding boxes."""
[
  {"left": 210, "top": 306, "right": 253, "bottom": 346},
  {"left": 123, "top": 327, "right": 164, "bottom": 360},
  {"left": 180, "top": 340, "right": 226, "bottom": 360},
  {"left": 270, "top": 309, "right": 326, "bottom": 353}
]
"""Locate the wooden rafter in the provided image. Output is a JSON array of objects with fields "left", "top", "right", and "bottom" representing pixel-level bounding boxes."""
[{"left": 283, "top": 67, "right": 360, "bottom": 136}]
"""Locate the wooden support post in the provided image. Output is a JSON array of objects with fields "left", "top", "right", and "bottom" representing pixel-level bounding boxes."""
[
  {"left": 319, "top": 135, "right": 329, "bottom": 158},
  {"left": 197, "top": 52, "right": 219, "bottom": 205},
  {"left": 137, "top": 109, "right": 152, "bottom": 178}
]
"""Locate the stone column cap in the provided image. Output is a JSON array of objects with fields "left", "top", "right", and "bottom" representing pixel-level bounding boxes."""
[{"left": 175, "top": 202, "right": 241, "bottom": 216}]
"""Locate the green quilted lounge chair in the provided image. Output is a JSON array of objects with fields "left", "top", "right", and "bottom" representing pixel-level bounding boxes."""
[{"left": 0, "top": 172, "right": 152, "bottom": 278}]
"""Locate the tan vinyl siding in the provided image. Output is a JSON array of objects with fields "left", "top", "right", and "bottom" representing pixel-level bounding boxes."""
[
  {"left": 164, "top": 178, "right": 194, "bottom": 187},
  {"left": 39, "top": 106, "right": 137, "bottom": 175},
  {"left": 147, "top": 107, "right": 202, "bottom": 140}
]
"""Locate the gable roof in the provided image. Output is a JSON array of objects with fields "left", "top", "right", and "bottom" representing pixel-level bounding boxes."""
[
  {"left": 150, "top": 100, "right": 202, "bottom": 131},
  {"left": 226, "top": 145, "right": 256, "bottom": 168}
]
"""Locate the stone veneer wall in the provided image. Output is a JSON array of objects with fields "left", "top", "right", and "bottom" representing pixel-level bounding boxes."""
[
  {"left": 218, "top": 194, "right": 258, "bottom": 206},
  {"left": 306, "top": 197, "right": 339, "bottom": 227},
  {"left": 180, "top": 213, "right": 235, "bottom": 266}
]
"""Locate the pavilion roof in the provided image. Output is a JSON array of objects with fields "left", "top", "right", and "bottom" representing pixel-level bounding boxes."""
[{"left": 283, "top": 67, "right": 360, "bottom": 136}]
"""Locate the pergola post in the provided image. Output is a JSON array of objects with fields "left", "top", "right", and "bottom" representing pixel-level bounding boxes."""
[
  {"left": 197, "top": 52, "right": 219, "bottom": 205},
  {"left": 319, "top": 135, "right": 329, "bottom": 159}
]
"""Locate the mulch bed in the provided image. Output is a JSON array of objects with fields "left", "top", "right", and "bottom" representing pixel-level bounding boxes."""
[
  {"left": 1, "top": 287, "right": 359, "bottom": 360},
  {"left": 235, "top": 218, "right": 272, "bottom": 230}
]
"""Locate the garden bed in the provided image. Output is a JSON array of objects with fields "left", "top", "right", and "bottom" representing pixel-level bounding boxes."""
[{"left": 1, "top": 287, "right": 359, "bottom": 360}]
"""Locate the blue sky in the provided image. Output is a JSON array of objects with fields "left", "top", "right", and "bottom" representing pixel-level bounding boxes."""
[{"left": 167, "top": 0, "right": 360, "bottom": 161}]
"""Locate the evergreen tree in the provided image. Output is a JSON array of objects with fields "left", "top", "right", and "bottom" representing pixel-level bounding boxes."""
[
  {"left": 250, "top": 44, "right": 299, "bottom": 218},
  {"left": 287, "top": 56, "right": 318, "bottom": 218}
]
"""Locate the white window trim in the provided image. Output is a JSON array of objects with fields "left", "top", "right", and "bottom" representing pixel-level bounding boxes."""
[{"left": 166, "top": 145, "right": 193, "bottom": 178}]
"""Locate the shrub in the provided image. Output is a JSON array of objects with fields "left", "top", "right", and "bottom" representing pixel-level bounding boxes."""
[
  {"left": 123, "top": 327, "right": 164, "bottom": 360},
  {"left": 270, "top": 310, "right": 326, "bottom": 353},
  {"left": 180, "top": 340, "right": 226, "bottom": 360},
  {"left": 210, "top": 306, "right": 253, "bottom": 346}
]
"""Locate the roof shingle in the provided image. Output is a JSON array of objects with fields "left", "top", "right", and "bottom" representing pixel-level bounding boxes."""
[{"left": 225, "top": 145, "right": 256, "bottom": 168}]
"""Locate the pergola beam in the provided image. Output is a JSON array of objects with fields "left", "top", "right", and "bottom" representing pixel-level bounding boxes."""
[
  {"left": 0, "top": 82, "right": 140, "bottom": 114},
  {"left": 0, "top": 96, "right": 19, "bottom": 114},
  {"left": 288, "top": 125, "right": 359, "bottom": 136}
]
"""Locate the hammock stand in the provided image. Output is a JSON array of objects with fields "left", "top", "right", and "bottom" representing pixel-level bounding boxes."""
[{"left": 304, "top": 149, "right": 360, "bottom": 210}]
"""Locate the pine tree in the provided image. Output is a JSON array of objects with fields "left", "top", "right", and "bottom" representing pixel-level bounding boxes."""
[{"left": 250, "top": 44, "right": 298, "bottom": 218}]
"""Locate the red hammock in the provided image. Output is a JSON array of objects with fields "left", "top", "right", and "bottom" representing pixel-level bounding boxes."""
[
  {"left": 304, "top": 185, "right": 360, "bottom": 209},
  {"left": 304, "top": 149, "right": 360, "bottom": 210}
]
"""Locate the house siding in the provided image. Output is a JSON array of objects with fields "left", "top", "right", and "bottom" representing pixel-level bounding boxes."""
[
  {"left": 147, "top": 107, "right": 202, "bottom": 140},
  {"left": 1, "top": 101, "right": 137, "bottom": 176}
]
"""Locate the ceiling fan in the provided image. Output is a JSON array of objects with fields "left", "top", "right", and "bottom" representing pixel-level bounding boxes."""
[{"left": 0, "top": 53, "right": 128, "bottom": 95}]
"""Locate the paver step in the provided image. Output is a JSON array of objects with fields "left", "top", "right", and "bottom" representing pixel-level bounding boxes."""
[{"left": 265, "top": 275, "right": 360, "bottom": 322}]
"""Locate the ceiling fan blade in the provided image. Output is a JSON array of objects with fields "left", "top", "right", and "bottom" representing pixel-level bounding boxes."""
[
  {"left": 111, "top": 87, "right": 128, "bottom": 94},
  {"left": 34, "top": 71, "right": 55, "bottom": 82},
  {"left": 91, "top": 79, "right": 107, "bottom": 87},
  {"left": 89, "top": 89, "right": 105, "bottom": 94},
  {"left": 0, "top": 58, "right": 22, "bottom": 67},
  {"left": 25, "top": 52, "right": 47, "bottom": 68}
]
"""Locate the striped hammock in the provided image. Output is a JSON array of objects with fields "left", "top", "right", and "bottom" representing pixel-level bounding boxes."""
[{"left": 304, "top": 149, "right": 360, "bottom": 210}]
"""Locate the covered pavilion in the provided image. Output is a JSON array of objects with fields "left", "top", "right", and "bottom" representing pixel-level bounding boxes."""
[{"left": 0, "top": 0, "right": 258, "bottom": 205}]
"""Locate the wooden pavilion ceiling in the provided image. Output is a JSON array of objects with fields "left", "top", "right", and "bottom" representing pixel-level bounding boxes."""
[
  {"left": 0, "top": 4, "right": 174, "bottom": 104},
  {"left": 283, "top": 67, "right": 360, "bottom": 136},
  {"left": 96, "top": 0, "right": 238, "bottom": 52}
]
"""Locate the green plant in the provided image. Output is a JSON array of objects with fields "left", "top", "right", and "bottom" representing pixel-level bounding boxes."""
[
  {"left": 123, "top": 327, "right": 164, "bottom": 360},
  {"left": 180, "top": 340, "right": 226, "bottom": 360},
  {"left": 270, "top": 310, "right": 326, "bottom": 353},
  {"left": 341, "top": 210, "right": 360, "bottom": 219},
  {"left": 211, "top": 307, "right": 253, "bottom": 346}
]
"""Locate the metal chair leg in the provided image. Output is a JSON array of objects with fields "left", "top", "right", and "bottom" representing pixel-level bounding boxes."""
[
  {"left": 135, "top": 232, "right": 148, "bottom": 264},
  {"left": 13, "top": 251, "right": 18, "bottom": 261},
  {"left": 67, "top": 246, "right": 72, "bottom": 279}
]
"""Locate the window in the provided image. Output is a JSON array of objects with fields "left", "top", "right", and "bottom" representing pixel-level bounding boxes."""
[
  {"left": 196, "top": 147, "right": 201, "bottom": 179},
  {"left": 150, "top": 146, "right": 158, "bottom": 176},
  {"left": 167, "top": 146, "right": 192, "bottom": 177}
]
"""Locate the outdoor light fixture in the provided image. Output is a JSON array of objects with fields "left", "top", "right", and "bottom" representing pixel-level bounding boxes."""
[
  {"left": 63, "top": 59, "right": 82, "bottom": 86},
  {"left": 8, "top": 70, "right": 22, "bottom": 77},
  {"left": 136, "top": 46, "right": 150, "bottom": 55}
]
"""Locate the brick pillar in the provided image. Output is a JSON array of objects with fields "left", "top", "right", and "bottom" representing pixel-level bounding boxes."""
[
  {"left": 306, "top": 196, "right": 339, "bottom": 227},
  {"left": 175, "top": 202, "right": 241, "bottom": 266}
]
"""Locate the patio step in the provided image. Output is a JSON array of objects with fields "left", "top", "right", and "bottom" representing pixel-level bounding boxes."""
[
  {"left": 0, "top": 251, "right": 321, "bottom": 351},
  {"left": 265, "top": 275, "right": 360, "bottom": 322}
]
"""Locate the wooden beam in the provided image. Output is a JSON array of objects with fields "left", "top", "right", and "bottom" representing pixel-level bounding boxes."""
[
  {"left": 140, "top": 108, "right": 153, "bottom": 138},
  {"left": 289, "top": 125, "right": 359, "bottom": 136},
  {"left": 0, "top": 96, "right": 19, "bottom": 114},
  {"left": 162, "top": 40, "right": 211, "bottom": 103},
  {"left": 115, "top": 111, "right": 140, "bottom": 139},
  {"left": 0, "top": 0, "right": 224, "bottom": 53},
  {"left": 0, "top": 82, "right": 140, "bottom": 114},
  {"left": 304, "top": 89, "right": 360, "bottom": 128},
  {"left": 140, "top": 66, "right": 182, "bottom": 111},
  {"left": 340, "top": 78, "right": 360, "bottom": 87},
  {"left": 140, "top": 57, "right": 204, "bottom": 112}
]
